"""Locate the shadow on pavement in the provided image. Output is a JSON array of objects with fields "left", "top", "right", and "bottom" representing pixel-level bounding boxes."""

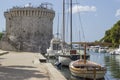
[{"left": 0, "top": 65, "right": 49, "bottom": 80}]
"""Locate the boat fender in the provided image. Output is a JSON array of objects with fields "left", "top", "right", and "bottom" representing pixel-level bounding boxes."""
[{"left": 55, "top": 61, "right": 62, "bottom": 69}]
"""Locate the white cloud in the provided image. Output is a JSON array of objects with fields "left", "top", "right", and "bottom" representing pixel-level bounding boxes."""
[
  {"left": 69, "top": 5, "right": 96, "bottom": 14},
  {"left": 115, "top": 9, "right": 120, "bottom": 17},
  {"left": 24, "top": 3, "right": 32, "bottom": 7}
]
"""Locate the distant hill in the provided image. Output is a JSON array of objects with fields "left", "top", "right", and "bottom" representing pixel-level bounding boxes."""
[{"left": 100, "top": 20, "right": 120, "bottom": 47}]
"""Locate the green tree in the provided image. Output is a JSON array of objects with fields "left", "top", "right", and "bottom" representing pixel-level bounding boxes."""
[{"left": 100, "top": 20, "right": 120, "bottom": 47}]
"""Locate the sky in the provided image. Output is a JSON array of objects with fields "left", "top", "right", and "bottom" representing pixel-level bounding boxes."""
[{"left": 0, "top": 0, "right": 120, "bottom": 42}]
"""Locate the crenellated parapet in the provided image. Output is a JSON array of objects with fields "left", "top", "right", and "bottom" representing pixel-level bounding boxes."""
[{"left": 4, "top": 7, "right": 55, "bottom": 20}]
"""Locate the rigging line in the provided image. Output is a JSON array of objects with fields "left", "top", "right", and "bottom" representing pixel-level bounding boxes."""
[
  {"left": 73, "top": 6, "right": 81, "bottom": 42},
  {"left": 76, "top": 0, "right": 86, "bottom": 42}
]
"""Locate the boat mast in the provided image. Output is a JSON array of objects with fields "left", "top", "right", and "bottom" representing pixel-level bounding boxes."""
[
  {"left": 84, "top": 43, "right": 86, "bottom": 64},
  {"left": 57, "top": 14, "right": 59, "bottom": 38},
  {"left": 70, "top": 0, "right": 72, "bottom": 49},
  {"left": 62, "top": 0, "right": 65, "bottom": 45}
]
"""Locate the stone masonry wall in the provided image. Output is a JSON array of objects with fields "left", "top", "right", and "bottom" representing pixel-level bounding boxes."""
[{"left": 1, "top": 6, "right": 55, "bottom": 53}]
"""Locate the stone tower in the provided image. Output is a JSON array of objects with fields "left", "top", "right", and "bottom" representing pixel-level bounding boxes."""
[{"left": 1, "top": 3, "right": 55, "bottom": 53}]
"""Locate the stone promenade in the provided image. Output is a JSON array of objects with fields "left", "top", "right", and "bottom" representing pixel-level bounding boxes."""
[{"left": 0, "top": 50, "right": 67, "bottom": 80}]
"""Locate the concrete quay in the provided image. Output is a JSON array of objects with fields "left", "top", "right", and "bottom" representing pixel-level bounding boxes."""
[
  {"left": 0, "top": 50, "right": 67, "bottom": 80},
  {"left": 0, "top": 50, "right": 9, "bottom": 56}
]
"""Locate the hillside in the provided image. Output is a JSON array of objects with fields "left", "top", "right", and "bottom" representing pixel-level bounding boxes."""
[{"left": 100, "top": 20, "right": 120, "bottom": 47}]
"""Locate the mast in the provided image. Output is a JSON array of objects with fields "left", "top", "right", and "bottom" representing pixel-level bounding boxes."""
[
  {"left": 70, "top": 0, "right": 72, "bottom": 49},
  {"left": 84, "top": 43, "right": 86, "bottom": 64},
  {"left": 57, "top": 14, "right": 59, "bottom": 38},
  {"left": 62, "top": 0, "right": 65, "bottom": 48}
]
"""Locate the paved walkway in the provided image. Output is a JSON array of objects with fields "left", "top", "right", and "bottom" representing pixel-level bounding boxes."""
[{"left": 0, "top": 51, "right": 66, "bottom": 80}]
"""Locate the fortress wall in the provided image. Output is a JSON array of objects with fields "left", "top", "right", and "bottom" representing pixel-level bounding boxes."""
[{"left": 2, "top": 6, "right": 55, "bottom": 53}]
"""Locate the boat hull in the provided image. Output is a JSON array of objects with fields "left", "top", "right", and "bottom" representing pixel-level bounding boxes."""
[
  {"left": 69, "top": 60, "right": 106, "bottom": 79},
  {"left": 46, "top": 49, "right": 59, "bottom": 57},
  {"left": 59, "top": 54, "right": 89, "bottom": 66},
  {"left": 58, "top": 55, "right": 72, "bottom": 66},
  {"left": 70, "top": 68, "right": 106, "bottom": 79}
]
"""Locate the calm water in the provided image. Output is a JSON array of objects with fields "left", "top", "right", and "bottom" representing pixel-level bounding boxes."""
[
  {"left": 47, "top": 52, "right": 120, "bottom": 80},
  {"left": 90, "top": 52, "right": 120, "bottom": 80}
]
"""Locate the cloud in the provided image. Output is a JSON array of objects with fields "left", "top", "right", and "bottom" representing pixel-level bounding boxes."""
[
  {"left": 68, "top": 5, "right": 97, "bottom": 14},
  {"left": 24, "top": 3, "right": 32, "bottom": 7},
  {"left": 115, "top": 9, "right": 120, "bottom": 17}
]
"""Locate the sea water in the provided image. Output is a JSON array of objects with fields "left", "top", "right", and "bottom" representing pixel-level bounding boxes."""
[{"left": 47, "top": 52, "right": 120, "bottom": 80}]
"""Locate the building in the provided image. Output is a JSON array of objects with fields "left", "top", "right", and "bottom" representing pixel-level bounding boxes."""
[{"left": 0, "top": 3, "right": 55, "bottom": 53}]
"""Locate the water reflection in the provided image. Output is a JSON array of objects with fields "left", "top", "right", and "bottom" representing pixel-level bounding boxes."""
[
  {"left": 86, "top": 53, "right": 120, "bottom": 80},
  {"left": 104, "top": 55, "right": 120, "bottom": 80}
]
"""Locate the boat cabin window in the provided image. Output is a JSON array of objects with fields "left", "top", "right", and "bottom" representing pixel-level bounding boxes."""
[{"left": 53, "top": 44, "right": 61, "bottom": 50}]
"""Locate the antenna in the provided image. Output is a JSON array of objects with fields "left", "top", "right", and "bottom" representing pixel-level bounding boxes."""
[{"left": 41, "top": 2, "right": 53, "bottom": 9}]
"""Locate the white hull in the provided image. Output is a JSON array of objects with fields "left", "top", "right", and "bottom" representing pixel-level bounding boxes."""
[
  {"left": 58, "top": 55, "right": 72, "bottom": 66},
  {"left": 58, "top": 54, "right": 90, "bottom": 66},
  {"left": 110, "top": 47, "right": 120, "bottom": 55},
  {"left": 98, "top": 47, "right": 107, "bottom": 53},
  {"left": 99, "top": 50, "right": 106, "bottom": 53},
  {"left": 89, "top": 46, "right": 100, "bottom": 53},
  {"left": 46, "top": 49, "right": 59, "bottom": 57}
]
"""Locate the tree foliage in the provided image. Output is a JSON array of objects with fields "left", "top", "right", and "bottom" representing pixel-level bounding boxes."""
[{"left": 100, "top": 20, "right": 120, "bottom": 47}]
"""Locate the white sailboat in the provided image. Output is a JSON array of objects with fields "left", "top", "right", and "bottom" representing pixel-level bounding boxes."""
[
  {"left": 98, "top": 47, "right": 107, "bottom": 53},
  {"left": 57, "top": 0, "right": 89, "bottom": 66},
  {"left": 46, "top": 37, "right": 62, "bottom": 57},
  {"left": 110, "top": 45, "right": 120, "bottom": 55}
]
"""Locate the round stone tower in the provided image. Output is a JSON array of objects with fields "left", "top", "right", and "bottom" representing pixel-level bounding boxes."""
[{"left": 2, "top": 3, "right": 55, "bottom": 53}]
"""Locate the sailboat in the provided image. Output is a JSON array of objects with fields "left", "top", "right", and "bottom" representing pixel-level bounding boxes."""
[
  {"left": 46, "top": 37, "right": 62, "bottom": 57},
  {"left": 69, "top": 43, "right": 106, "bottom": 79},
  {"left": 57, "top": 0, "right": 90, "bottom": 66},
  {"left": 69, "top": 0, "right": 106, "bottom": 79}
]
